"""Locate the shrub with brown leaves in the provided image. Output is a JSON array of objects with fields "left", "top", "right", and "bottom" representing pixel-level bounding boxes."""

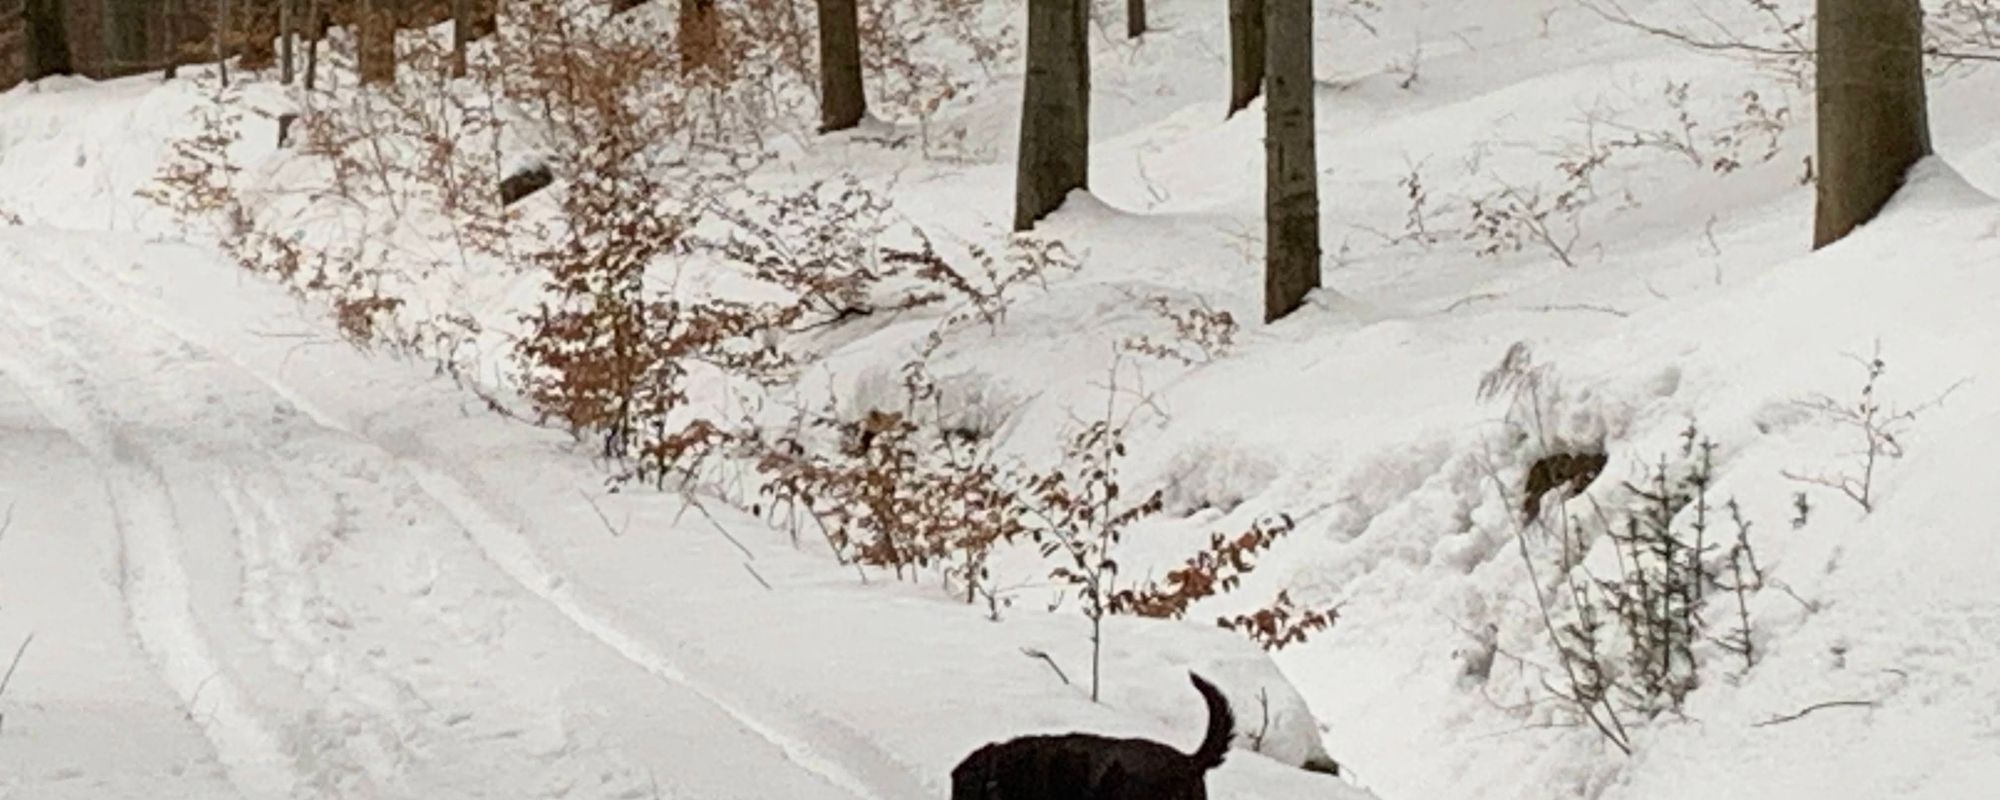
[{"left": 1220, "top": 590, "right": 1339, "bottom": 651}]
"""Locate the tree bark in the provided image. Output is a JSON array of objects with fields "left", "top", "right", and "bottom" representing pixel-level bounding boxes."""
[
  {"left": 163, "top": 0, "right": 182, "bottom": 79},
  {"left": 279, "top": 0, "right": 296, "bottom": 83},
  {"left": 1013, "top": 0, "right": 1090, "bottom": 232},
  {"left": 1813, "top": 0, "right": 1931, "bottom": 249},
  {"left": 215, "top": 0, "right": 230, "bottom": 86},
  {"left": 25, "top": 0, "right": 74, "bottom": 79},
  {"left": 1263, "top": 0, "right": 1319, "bottom": 322},
  {"left": 302, "top": 0, "right": 321, "bottom": 89},
  {"left": 451, "top": 0, "right": 470, "bottom": 76},
  {"left": 359, "top": 0, "right": 397, "bottom": 84},
  {"left": 816, "top": 0, "right": 866, "bottom": 132},
  {"left": 1227, "top": 0, "right": 1264, "bottom": 117},
  {"left": 1127, "top": 0, "right": 1144, "bottom": 38}
]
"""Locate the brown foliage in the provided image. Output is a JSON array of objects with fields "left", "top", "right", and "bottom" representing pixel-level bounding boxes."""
[
  {"left": 1219, "top": 590, "right": 1338, "bottom": 651},
  {"left": 1120, "top": 295, "right": 1239, "bottom": 366},
  {"left": 1106, "top": 514, "right": 1296, "bottom": 619}
]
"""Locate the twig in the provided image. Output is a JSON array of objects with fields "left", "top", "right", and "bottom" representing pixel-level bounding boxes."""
[
  {"left": 0, "top": 633, "right": 36, "bottom": 730},
  {"left": 742, "top": 562, "right": 774, "bottom": 591},
  {"left": 579, "top": 490, "right": 627, "bottom": 538},
  {"left": 1753, "top": 699, "right": 1875, "bottom": 727},
  {"left": 1585, "top": 0, "right": 2000, "bottom": 65},
  {"left": 0, "top": 632, "right": 30, "bottom": 694},
  {"left": 1535, "top": 303, "right": 1630, "bottom": 318},
  {"left": 1249, "top": 688, "right": 1273, "bottom": 753},
  {"left": 1021, "top": 647, "right": 1071, "bottom": 686},
  {"left": 672, "top": 491, "right": 755, "bottom": 560},
  {"left": 1441, "top": 292, "right": 1505, "bottom": 314}
]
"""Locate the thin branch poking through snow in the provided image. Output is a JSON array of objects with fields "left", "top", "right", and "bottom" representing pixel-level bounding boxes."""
[
  {"left": 1021, "top": 647, "right": 1071, "bottom": 686},
  {"left": 580, "top": 490, "right": 628, "bottom": 538},
  {"left": 673, "top": 492, "right": 756, "bottom": 560},
  {"left": 0, "top": 632, "right": 34, "bottom": 730},
  {"left": 1753, "top": 699, "right": 1876, "bottom": 727}
]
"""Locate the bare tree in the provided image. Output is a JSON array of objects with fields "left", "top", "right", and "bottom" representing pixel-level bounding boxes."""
[
  {"left": 817, "top": 0, "right": 866, "bottom": 132},
  {"left": 1263, "top": 0, "right": 1319, "bottom": 321},
  {"left": 214, "top": 0, "right": 231, "bottom": 86},
  {"left": 1014, "top": 0, "right": 1091, "bottom": 231},
  {"left": 1227, "top": 0, "right": 1264, "bottom": 117},
  {"left": 1814, "top": 0, "right": 1932, "bottom": 248},
  {"left": 25, "top": 0, "right": 74, "bottom": 79}
]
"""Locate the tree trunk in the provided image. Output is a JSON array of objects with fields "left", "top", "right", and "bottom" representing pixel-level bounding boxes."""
[
  {"left": 1227, "top": 0, "right": 1264, "bottom": 117},
  {"left": 359, "top": 0, "right": 397, "bottom": 84},
  {"left": 25, "top": 0, "right": 74, "bottom": 79},
  {"left": 451, "top": 0, "right": 470, "bottom": 76},
  {"left": 302, "top": 0, "right": 322, "bottom": 88},
  {"left": 1813, "top": 0, "right": 1931, "bottom": 249},
  {"left": 1263, "top": 0, "right": 1319, "bottom": 322},
  {"left": 279, "top": 0, "right": 295, "bottom": 83},
  {"left": 215, "top": 0, "right": 230, "bottom": 86},
  {"left": 1013, "top": 0, "right": 1090, "bottom": 232},
  {"left": 163, "top": 0, "right": 182, "bottom": 79},
  {"left": 816, "top": 0, "right": 866, "bottom": 132},
  {"left": 1127, "top": 0, "right": 1144, "bottom": 38}
]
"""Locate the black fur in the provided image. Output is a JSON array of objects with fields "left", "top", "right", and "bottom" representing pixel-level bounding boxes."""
[{"left": 950, "top": 672, "right": 1235, "bottom": 800}]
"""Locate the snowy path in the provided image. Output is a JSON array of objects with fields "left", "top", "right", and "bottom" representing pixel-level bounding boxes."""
[{"left": 0, "top": 229, "right": 910, "bottom": 799}]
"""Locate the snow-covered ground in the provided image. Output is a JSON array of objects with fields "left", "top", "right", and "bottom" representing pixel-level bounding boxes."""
[{"left": 4, "top": 0, "right": 2000, "bottom": 798}]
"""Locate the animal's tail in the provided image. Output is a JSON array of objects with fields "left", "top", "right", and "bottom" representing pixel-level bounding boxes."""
[{"left": 1186, "top": 672, "right": 1235, "bottom": 772}]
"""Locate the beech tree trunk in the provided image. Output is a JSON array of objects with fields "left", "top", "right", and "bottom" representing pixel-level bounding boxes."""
[
  {"left": 279, "top": 0, "right": 296, "bottom": 83},
  {"left": 26, "top": 0, "right": 74, "bottom": 79},
  {"left": 163, "top": 0, "right": 182, "bottom": 79},
  {"left": 451, "top": 0, "right": 469, "bottom": 76},
  {"left": 214, "top": 0, "right": 230, "bottom": 85},
  {"left": 1263, "top": 0, "right": 1320, "bottom": 322},
  {"left": 302, "top": 0, "right": 322, "bottom": 88},
  {"left": 1227, "top": 0, "right": 1264, "bottom": 117},
  {"left": 1013, "top": 0, "right": 1090, "bottom": 231},
  {"left": 1813, "top": 0, "right": 1931, "bottom": 249},
  {"left": 816, "top": 0, "right": 866, "bottom": 132}
]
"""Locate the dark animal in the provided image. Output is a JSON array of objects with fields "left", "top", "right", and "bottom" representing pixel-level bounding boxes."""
[{"left": 951, "top": 672, "right": 1235, "bottom": 800}]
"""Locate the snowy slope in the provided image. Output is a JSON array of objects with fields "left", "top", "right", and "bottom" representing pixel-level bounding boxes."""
[
  {"left": 0, "top": 228, "right": 1355, "bottom": 799},
  {"left": 3, "top": 0, "right": 2000, "bottom": 798}
]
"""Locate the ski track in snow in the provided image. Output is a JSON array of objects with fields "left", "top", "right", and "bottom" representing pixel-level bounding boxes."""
[
  {"left": 0, "top": 230, "right": 916, "bottom": 800},
  {"left": 0, "top": 292, "right": 303, "bottom": 799}
]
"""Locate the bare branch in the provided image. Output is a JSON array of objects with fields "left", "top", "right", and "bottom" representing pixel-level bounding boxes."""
[
  {"left": 1753, "top": 699, "right": 1876, "bottom": 727},
  {"left": 1021, "top": 647, "right": 1071, "bottom": 686}
]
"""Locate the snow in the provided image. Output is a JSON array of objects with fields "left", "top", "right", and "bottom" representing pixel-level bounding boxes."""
[{"left": 3, "top": 0, "right": 2000, "bottom": 798}]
